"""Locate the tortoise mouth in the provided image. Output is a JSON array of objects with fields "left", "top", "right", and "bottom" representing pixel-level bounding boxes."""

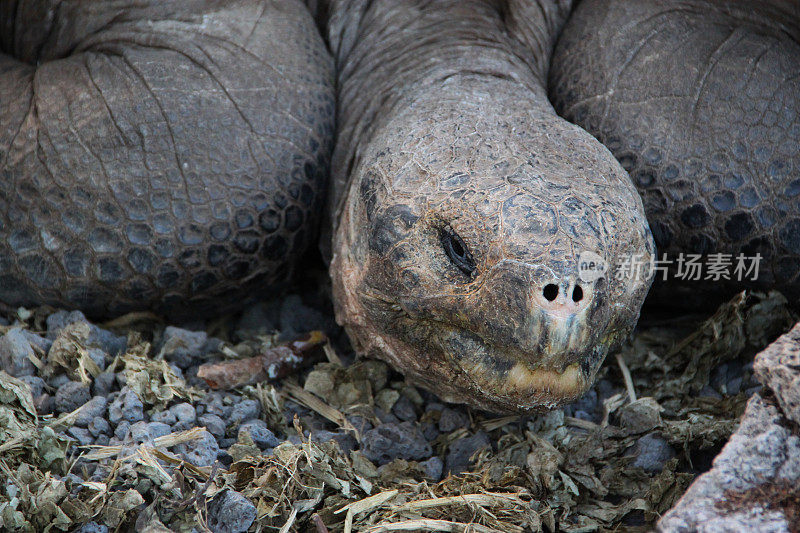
[
  {"left": 432, "top": 323, "right": 609, "bottom": 410},
  {"left": 357, "top": 288, "right": 623, "bottom": 411}
]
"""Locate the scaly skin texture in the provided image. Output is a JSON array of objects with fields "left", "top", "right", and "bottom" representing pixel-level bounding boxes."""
[
  {"left": 328, "top": 0, "right": 654, "bottom": 412},
  {"left": 550, "top": 0, "right": 800, "bottom": 305},
  {"left": 0, "top": 0, "right": 334, "bottom": 318}
]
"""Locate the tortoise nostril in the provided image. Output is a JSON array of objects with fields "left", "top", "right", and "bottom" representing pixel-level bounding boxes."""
[
  {"left": 543, "top": 283, "right": 559, "bottom": 301},
  {"left": 572, "top": 285, "right": 584, "bottom": 302}
]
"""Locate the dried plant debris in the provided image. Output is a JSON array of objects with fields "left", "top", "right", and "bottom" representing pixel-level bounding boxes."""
[
  {"left": 0, "top": 290, "right": 796, "bottom": 532},
  {"left": 121, "top": 336, "right": 203, "bottom": 407}
]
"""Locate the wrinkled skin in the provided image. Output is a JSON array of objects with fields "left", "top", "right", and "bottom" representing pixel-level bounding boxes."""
[
  {"left": 0, "top": 0, "right": 334, "bottom": 317},
  {"left": 328, "top": 0, "right": 799, "bottom": 411},
  {"left": 328, "top": 0, "right": 654, "bottom": 412}
]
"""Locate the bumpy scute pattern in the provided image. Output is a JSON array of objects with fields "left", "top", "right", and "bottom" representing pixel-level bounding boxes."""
[
  {"left": 0, "top": 0, "right": 334, "bottom": 317},
  {"left": 550, "top": 0, "right": 800, "bottom": 301}
]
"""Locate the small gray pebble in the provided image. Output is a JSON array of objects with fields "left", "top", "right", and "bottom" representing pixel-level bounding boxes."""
[
  {"left": 73, "top": 396, "right": 108, "bottom": 427},
  {"left": 55, "top": 381, "right": 91, "bottom": 414},
  {"left": 374, "top": 407, "right": 400, "bottom": 425},
  {"left": 218, "top": 437, "right": 236, "bottom": 449},
  {"left": 49, "top": 374, "right": 72, "bottom": 389},
  {"left": 151, "top": 410, "right": 178, "bottom": 425},
  {"left": 129, "top": 421, "right": 172, "bottom": 443},
  {"left": 425, "top": 402, "right": 445, "bottom": 414},
  {"left": 169, "top": 402, "right": 197, "bottom": 431},
  {"left": 114, "top": 421, "right": 131, "bottom": 440},
  {"left": 361, "top": 422, "right": 432, "bottom": 465},
  {"left": 46, "top": 310, "right": 126, "bottom": 355},
  {"left": 93, "top": 372, "right": 116, "bottom": 396},
  {"left": 160, "top": 326, "right": 210, "bottom": 369},
  {"left": 90, "top": 466, "right": 111, "bottom": 482},
  {"left": 148, "top": 421, "right": 173, "bottom": 438},
  {"left": 62, "top": 472, "right": 84, "bottom": 486},
  {"left": 392, "top": 395, "right": 417, "bottom": 422},
  {"left": 46, "top": 310, "right": 87, "bottom": 338},
  {"left": 18, "top": 375, "right": 46, "bottom": 398},
  {"left": 565, "top": 389, "right": 600, "bottom": 420},
  {"left": 78, "top": 521, "right": 108, "bottom": 533},
  {"left": 421, "top": 421, "right": 439, "bottom": 441},
  {"left": 34, "top": 393, "right": 54, "bottom": 415},
  {"left": 347, "top": 415, "right": 373, "bottom": 433},
  {"left": 229, "top": 399, "right": 261, "bottom": 426},
  {"left": 108, "top": 387, "right": 144, "bottom": 425},
  {"left": 201, "top": 392, "right": 227, "bottom": 418},
  {"left": 446, "top": 431, "right": 491, "bottom": 475},
  {"left": 438, "top": 407, "right": 469, "bottom": 433},
  {"left": 420, "top": 456, "right": 444, "bottom": 480},
  {"left": 168, "top": 363, "right": 184, "bottom": 380},
  {"left": 94, "top": 434, "right": 110, "bottom": 446},
  {"left": 72, "top": 460, "right": 97, "bottom": 480},
  {"left": 208, "top": 490, "right": 256, "bottom": 533},
  {"left": 88, "top": 322, "right": 127, "bottom": 355},
  {"left": 86, "top": 348, "right": 108, "bottom": 371},
  {"left": 698, "top": 385, "right": 722, "bottom": 399},
  {"left": 726, "top": 376, "right": 743, "bottom": 395},
  {"left": 88, "top": 416, "right": 111, "bottom": 437},
  {"left": 217, "top": 449, "right": 234, "bottom": 467},
  {"left": 199, "top": 413, "right": 226, "bottom": 439},
  {"left": 67, "top": 426, "right": 94, "bottom": 447},
  {"left": 0, "top": 328, "right": 36, "bottom": 377},
  {"left": 239, "top": 419, "right": 280, "bottom": 450},
  {"left": 312, "top": 429, "right": 357, "bottom": 455},
  {"left": 177, "top": 430, "right": 219, "bottom": 467},
  {"left": 21, "top": 330, "right": 52, "bottom": 354},
  {"left": 628, "top": 433, "right": 676, "bottom": 473}
]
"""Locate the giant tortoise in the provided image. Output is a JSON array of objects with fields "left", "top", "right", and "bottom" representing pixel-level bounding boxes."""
[{"left": 0, "top": 0, "right": 798, "bottom": 413}]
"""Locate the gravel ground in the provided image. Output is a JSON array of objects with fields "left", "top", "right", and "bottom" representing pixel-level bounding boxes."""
[{"left": 0, "top": 284, "right": 778, "bottom": 532}]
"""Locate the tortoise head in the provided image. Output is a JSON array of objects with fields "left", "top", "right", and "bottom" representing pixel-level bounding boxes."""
[{"left": 331, "top": 89, "right": 655, "bottom": 412}]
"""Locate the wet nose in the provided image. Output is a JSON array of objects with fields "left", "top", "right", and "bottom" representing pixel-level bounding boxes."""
[{"left": 535, "top": 279, "right": 592, "bottom": 317}]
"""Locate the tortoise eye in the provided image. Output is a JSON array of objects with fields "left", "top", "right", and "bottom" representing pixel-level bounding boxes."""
[{"left": 440, "top": 226, "right": 477, "bottom": 277}]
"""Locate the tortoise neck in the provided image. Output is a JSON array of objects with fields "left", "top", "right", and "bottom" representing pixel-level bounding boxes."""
[{"left": 328, "top": 0, "right": 572, "bottom": 195}]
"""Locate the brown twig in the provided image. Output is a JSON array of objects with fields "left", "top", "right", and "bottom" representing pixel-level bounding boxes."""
[{"left": 198, "top": 331, "right": 326, "bottom": 389}]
